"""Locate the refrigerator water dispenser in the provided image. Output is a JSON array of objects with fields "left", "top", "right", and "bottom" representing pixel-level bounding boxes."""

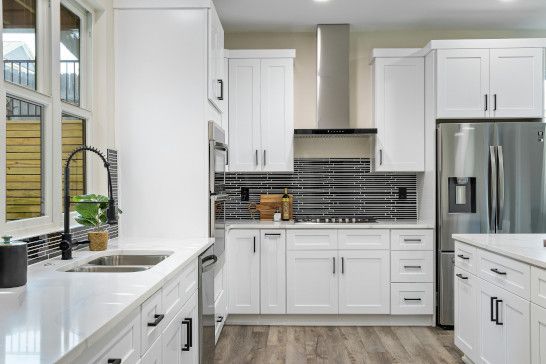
[{"left": 448, "top": 177, "right": 476, "bottom": 213}]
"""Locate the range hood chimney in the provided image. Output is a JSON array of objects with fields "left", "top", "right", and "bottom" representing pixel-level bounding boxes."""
[{"left": 295, "top": 24, "right": 376, "bottom": 137}]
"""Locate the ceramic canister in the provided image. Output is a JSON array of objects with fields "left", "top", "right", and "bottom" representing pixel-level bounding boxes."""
[{"left": 0, "top": 239, "right": 28, "bottom": 288}]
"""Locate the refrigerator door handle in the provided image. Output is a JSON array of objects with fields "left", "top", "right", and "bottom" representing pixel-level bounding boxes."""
[
  {"left": 497, "top": 146, "right": 505, "bottom": 231},
  {"left": 489, "top": 146, "right": 497, "bottom": 231}
]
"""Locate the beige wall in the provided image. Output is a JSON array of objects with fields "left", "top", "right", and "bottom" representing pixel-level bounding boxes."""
[{"left": 226, "top": 29, "right": 546, "bottom": 130}]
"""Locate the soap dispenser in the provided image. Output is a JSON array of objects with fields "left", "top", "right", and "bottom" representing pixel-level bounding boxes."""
[{"left": 0, "top": 236, "right": 28, "bottom": 288}]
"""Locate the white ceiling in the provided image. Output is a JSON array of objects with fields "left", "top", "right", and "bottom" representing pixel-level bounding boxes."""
[{"left": 214, "top": 0, "right": 546, "bottom": 32}]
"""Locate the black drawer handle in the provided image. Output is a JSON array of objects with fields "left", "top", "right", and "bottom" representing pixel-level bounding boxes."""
[
  {"left": 216, "top": 315, "right": 224, "bottom": 323},
  {"left": 491, "top": 268, "right": 507, "bottom": 275},
  {"left": 182, "top": 317, "right": 193, "bottom": 351},
  {"left": 404, "top": 265, "right": 422, "bottom": 269},
  {"left": 457, "top": 254, "right": 470, "bottom": 260},
  {"left": 403, "top": 238, "right": 422, "bottom": 242},
  {"left": 404, "top": 298, "right": 422, "bottom": 302},
  {"left": 490, "top": 296, "right": 497, "bottom": 322},
  {"left": 264, "top": 233, "right": 281, "bottom": 237},
  {"left": 108, "top": 360, "right": 122, "bottom": 364},
  {"left": 456, "top": 273, "right": 468, "bottom": 280},
  {"left": 147, "top": 314, "right": 165, "bottom": 327}
]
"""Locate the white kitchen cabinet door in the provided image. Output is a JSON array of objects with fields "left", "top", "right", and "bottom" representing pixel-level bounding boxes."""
[
  {"left": 437, "top": 49, "right": 490, "bottom": 118},
  {"left": 287, "top": 250, "right": 338, "bottom": 314},
  {"left": 478, "top": 279, "right": 531, "bottom": 364},
  {"left": 454, "top": 268, "right": 479, "bottom": 363},
  {"left": 531, "top": 303, "right": 546, "bottom": 364},
  {"left": 228, "top": 59, "right": 262, "bottom": 172},
  {"left": 180, "top": 293, "right": 199, "bottom": 364},
  {"left": 227, "top": 229, "right": 260, "bottom": 314},
  {"left": 260, "top": 230, "right": 287, "bottom": 314},
  {"left": 490, "top": 48, "right": 544, "bottom": 118},
  {"left": 338, "top": 250, "right": 390, "bottom": 314},
  {"left": 374, "top": 57, "right": 424, "bottom": 172},
  {"left": 260, "top": 58, "right": 294, "bottom": 172},
  {"left": 207, "top": 4, "right": 224, "bottom": 112},
  {"left": 141, "top": 336, "right": 162, "bottom": 364}
]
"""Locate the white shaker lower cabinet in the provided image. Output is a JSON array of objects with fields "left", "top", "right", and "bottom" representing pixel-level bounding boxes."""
[
  {"left": 286, "top": 250, "right": 338, "bottom": 314},
  {"left": 227, "top": 229, "right": 260, "bottom": 314},
  {"left": 532, "top": 303, "right": 546, "bottom": 364},
  {"left": 454, "top": 267, "right": 479, "bottom": 363},
  {"left": 338, "top": 250, "right": 390, "bottom": 314},
  {"left": 478, "top": 279, "right": 530, "bottom": 364},
  {"left": 260, "top": 230, "right": 287, "bottom": 314},
  {"left": 161, "top": 292, "right": 198, "bottom": 364}
]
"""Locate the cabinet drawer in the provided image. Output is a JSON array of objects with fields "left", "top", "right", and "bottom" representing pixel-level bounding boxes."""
[
  {"left": 478, "top": 249, "right": 531, "bottom": 299},
  {"left": 391, "top": 283, "right": 434, "bottom": 315},
  {"left": 532, "top": 267, "right": 546, "bottom": 309},
  {"left": 391, "top": 230, "right": 433, "bottom": 250},
  {"left": 455, "top": 241, "right": 478, "bottom": 275},
  {"left": 287, "top": 229, "right": 338, "bottom": 250},
  {"left": 93, "top": 308, "right": 141, "bottom": 364},
  {"left": 338, "top": 229, "right": 390, "bottom": 250},
  {"left": 180, "top": 259, "right": 198, "bottom": 305},
  {"left": 391, "top": 251, "right": 434, "bottom": 283},
  {"left": 141, "top": 289, "right": 165, "bottom": 355}
]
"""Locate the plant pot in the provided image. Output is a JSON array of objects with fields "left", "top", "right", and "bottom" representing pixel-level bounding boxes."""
[{"left": 88, "top": 230, "right": 109, "bottom": 251}]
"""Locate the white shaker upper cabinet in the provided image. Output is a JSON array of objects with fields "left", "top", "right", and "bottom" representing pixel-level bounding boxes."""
[
  {"left": 260, "top": 59, "right": 294, "bottom": 172},
  {"left": 490, "top": 48, "right": 544, "bottom": 118},
  {"left": 374, "top": 57, "right": 425, "bottom": 172},
  {"left": 228, "top": 59, "right": 262, "bottom": 172},
  {"left": 207, "top": 4, "right": 225, "bottom": 113},
  {"left": 437, "top": 49, "right": 490, "bottom": 119}
]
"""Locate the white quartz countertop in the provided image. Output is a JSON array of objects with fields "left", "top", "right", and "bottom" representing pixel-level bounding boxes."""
[
  {"left": 226, "top": 220, "right": 434, "bottom": 230},
  {"left": 453, "top": 234, "right": 546, "bottom": 269},
  {"left": 0, "top": 237, "right": 213, "bottom": 364}
]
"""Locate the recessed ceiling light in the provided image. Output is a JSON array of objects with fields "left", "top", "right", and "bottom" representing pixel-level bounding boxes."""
[{"left": 314, "top": 0, "right": 331, "bottom": 3}]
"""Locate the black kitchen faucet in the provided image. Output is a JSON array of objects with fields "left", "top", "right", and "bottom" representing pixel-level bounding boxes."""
[{"left": 60, "top": 146, "right": 118, "bottom": 260}]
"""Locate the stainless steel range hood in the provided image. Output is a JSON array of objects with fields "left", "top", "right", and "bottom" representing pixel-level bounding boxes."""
[{"left": 294, "top": 24, "right": 377, "bottom": 137}]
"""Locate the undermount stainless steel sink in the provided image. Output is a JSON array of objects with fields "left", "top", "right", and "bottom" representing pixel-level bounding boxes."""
[
  {"left": 66, "top": 265, "right": 150, "bottom": 273},
  {"left": 86, "top": 254, "right": 169, "bottom": 266},
  {"left": 63, "top": 253, "right": 171, "bottom": 273}
]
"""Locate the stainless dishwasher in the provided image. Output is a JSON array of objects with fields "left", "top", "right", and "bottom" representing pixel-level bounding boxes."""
[{"left": 198, "top": 245, "right": 217, "bottom": 363}]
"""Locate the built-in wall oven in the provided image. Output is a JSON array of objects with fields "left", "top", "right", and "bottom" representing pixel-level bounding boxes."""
[{"left": 199, "top": 121, "right": 227, "bottom": 363}]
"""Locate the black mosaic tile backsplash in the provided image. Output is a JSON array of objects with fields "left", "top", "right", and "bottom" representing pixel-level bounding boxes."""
[
  {"left": 224, "top": 158, "right": 417, "bottom": 220},
  {"left": 20, "top": 149, "right": 119, "bottom": 265}
]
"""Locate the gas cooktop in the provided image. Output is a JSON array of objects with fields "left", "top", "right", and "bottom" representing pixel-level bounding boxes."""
[{"left": 294, "top": 217, "right": 378, "bottom": 224}]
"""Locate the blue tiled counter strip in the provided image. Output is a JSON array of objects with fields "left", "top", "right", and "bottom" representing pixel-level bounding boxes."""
[
  {"left": 223, "top": 158, "right": 417, "bottom": 220},
  {"left": 22, "top": 149, "right": 120, "bottom": 265}
]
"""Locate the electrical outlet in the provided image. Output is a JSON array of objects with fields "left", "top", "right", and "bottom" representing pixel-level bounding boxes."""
[
  {"left": 241, "top": 187, "right": 250, "bottom": 202},
  {"left": 398, "top": 187, "right": 407, "bottom": 200}
]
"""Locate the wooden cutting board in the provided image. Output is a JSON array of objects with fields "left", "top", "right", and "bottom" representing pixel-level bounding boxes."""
[{"left": 256, "top": 194, "right": 293, "bottom": 221}]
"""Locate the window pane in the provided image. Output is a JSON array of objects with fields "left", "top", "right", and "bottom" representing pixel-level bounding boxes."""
[
  {"left": 6, "top": 96, "right": 43, "bottom": 221},
  {"left": 2, "top": 0, "right": 37, "bottom": 89},
  {"left": 62, "top": 114, "right": 86, "bottom": 211},
  {"left": 60, "top": 5, "right": 80, "bottom": 105}
]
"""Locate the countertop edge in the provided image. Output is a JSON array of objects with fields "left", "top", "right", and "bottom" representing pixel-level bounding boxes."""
[
  {"left": 226, "top": 221, "right": 435, "bottom": 230},
  {"left": 452, "top": 234, "right": 546, "bottom": 269}
]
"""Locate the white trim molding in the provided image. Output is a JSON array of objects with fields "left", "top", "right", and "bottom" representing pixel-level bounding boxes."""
[
  {"left": 113, "top": 0, "right": 212, "bottom": 9},
  {"left": 227, "top": 314, "right": 434, "bottom": 327},
  {"left": 226, "top": 49, "right": 296, "bottom": 59}
]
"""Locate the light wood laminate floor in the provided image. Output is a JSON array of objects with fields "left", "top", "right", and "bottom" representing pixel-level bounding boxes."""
[{"left": 215, "top": 325, "right": 464, "bottom": 364}]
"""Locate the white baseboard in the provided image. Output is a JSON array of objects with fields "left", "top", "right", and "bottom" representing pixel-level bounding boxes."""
[
  {"left": 226, "top": 314, "right": 434, "bottom": 326},
  {"left": 461, "top": 355, "right": 475, "bottom": 364}
]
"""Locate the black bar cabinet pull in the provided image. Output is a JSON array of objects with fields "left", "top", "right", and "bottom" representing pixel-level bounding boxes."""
[
  {"left": 218, "top": 79, "right": 224, "bottom": 100},
  {"left": 490, "top": 296, "right": 497, "bottom": 322},
  {"left": 403, "top": 298, "right": 422, "bottom": 302},
  {"left": 341, "top": 257, "right": 344, "bottom": 274},
  {"left": 485, "top": 94, "right": 488, "bottom": 111},
  {"left": 182, "top": 318, "right": 192, "bottom": 351},
  {"left": 403, "top": 238, "right": 422, "bottom": 242},
  {"left": 491, "top": 268, "right": 507, "bottom": 275},
  {"left": 404, "top": 265, "right": 422, "bottom": 269},
  {"left": 264, "top": 233, "right": 281, "bottom": 237},
  {"left": 253, "top": 236, "right": 256, "bottom": 253},
  {"left": 217, "top": 315, "right": 224, "bottom": 323},
  {"left": 333, "top": 257, "right": 336, "bottom": 274},
  {"left": 457, "top": 254, "right": 470, "bottom": 260},
  {"left": 147, "top": 314, "right": 165, "bottom": 327},
  {"left": 495, "top": 300, "right": 503, "bottom": 325},
  {"left": 108, "top": 360, "right": 122, "bottom": 364},
  {"left": 456, "top": 273, "right": 468, "bottom": 280},
  {"left": 494, "top": 94, "right": 497, "bottom": 111}
]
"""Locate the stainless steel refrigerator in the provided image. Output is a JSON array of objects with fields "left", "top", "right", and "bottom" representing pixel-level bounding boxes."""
[{"left": 437, "top": 121, "right": 546, "bottom": 326}]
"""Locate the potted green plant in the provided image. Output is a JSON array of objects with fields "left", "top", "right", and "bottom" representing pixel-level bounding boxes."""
[{"left": 72, "top": 194, "right": 121, "bottom": 251}]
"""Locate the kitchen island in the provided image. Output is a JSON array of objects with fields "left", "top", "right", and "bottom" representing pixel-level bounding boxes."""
[
  {"left": 0, "top": 237, "right": 212, "bottom": 364},
  {"left": 452, "top": 233, "right": 546, "bottom": 364}
]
